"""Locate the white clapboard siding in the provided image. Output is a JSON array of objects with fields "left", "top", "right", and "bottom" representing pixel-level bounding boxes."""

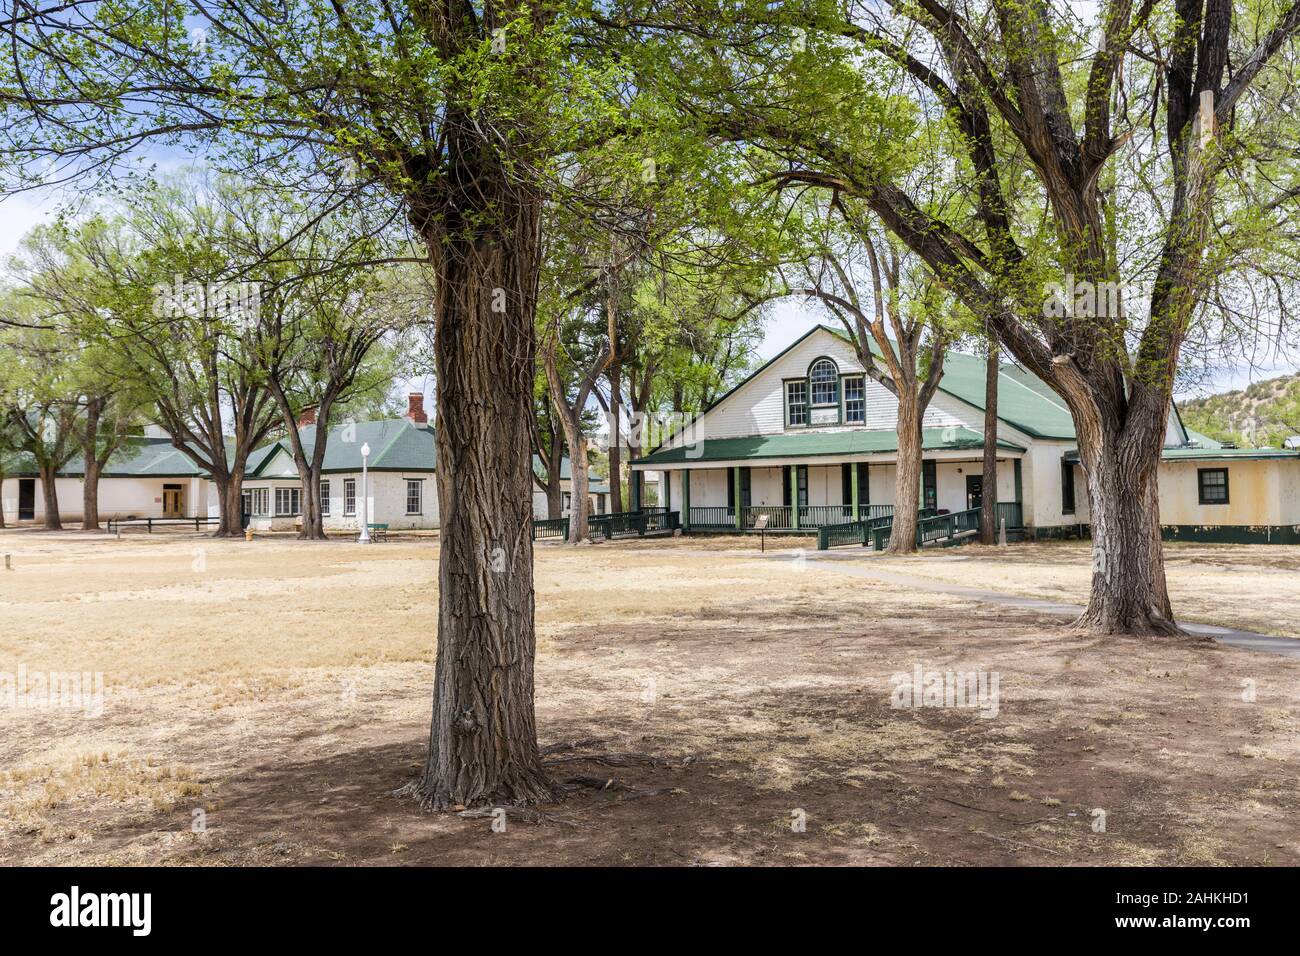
[{"left": 666, "top": 327, "right": 977, "bottom": 448}]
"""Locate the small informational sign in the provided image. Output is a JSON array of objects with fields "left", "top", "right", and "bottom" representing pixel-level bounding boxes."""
[
  {"left": 810, "top": 407, "right": 838, "bottom": 426},
  {"left": 753, "top": 514, "right": 770, "bottom": 530}
]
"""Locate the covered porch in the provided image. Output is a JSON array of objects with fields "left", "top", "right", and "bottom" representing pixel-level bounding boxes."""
[{"left": 630, "top": 427, "right": 1026, "bottom": 536}]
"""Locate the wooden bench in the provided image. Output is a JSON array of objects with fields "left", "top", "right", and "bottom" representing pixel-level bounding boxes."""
[{"left": 357, "top": 523, "right": 389, "bottom": 543}]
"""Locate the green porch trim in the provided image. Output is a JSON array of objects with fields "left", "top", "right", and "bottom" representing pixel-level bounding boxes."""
[
  {"left": 681, "top": 470, "right": 691, "bottom": 530},
  {"left": 733, "top": 467, "right": 741, "bottom": 528},
  {"left": 850, "top": 461, "right": 860, "bottom": 516},
  {"left": 1013, "top": 458, "right": 1022, "bottom": 504},
  {"left": 790, "top": 467, "right": 800, "bottom": 530},
  {"left": 1161, "top": 524, "right": 1300, "bottom": 544}
]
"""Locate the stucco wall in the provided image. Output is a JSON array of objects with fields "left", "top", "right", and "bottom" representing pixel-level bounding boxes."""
[
  {"left": 0, "top": 476, "right": 207, "bottom": 523},
  {"left": 1158, "top": 459, "right": 1282, "bottom": 527},
  {"left": 242, "top": 471, "right": 440, "bottom": 531}
]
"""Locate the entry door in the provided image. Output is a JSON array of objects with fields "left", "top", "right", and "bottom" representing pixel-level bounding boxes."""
[
  {"left": 18, "top": 479, "right": 35, "bottom": 520},
  {"left": 965, "top": 475, "right": 983, "bottom": 511},
  {"left": 162, "top": 484, "right": 184, "bottom": 517}
]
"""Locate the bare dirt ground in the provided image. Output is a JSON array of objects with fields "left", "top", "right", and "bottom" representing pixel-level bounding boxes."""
[{"left": 1, "top": 530, "right": 1298, "bottom": 866}]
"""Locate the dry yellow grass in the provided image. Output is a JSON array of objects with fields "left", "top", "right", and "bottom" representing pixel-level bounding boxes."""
[
  {"left": 810, "top": 539, "right": 1300, "bottom": 638},
  {"left": 1, "top": 529, "right": 1298, "bottom": 866}
]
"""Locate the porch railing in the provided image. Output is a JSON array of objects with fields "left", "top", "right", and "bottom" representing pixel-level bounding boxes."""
[
  {"left": 688, "top": 506, "right": 737, "bottom": 529},
  {"left": 532, "top": 509, "right": 678, "bottom": 541},
  {"left": 868, "top": 508, "right": 977, "bottom": 550},
  {"left": 816, "top": 510, "right": 896, "bottom": 549},
  {"left": 531, "top": 517, "right": 569, "bottom": 541},
  {"left": 692, "top": 503, "right": 895, "bottom": 532},
  {"left": 996, "top": 501, "right": 1024, "bottom": 530}
]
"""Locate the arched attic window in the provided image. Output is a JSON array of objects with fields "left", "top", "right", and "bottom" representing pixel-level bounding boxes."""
[{"left": 809, "top": 358, "right": 839, "bottom": 406}]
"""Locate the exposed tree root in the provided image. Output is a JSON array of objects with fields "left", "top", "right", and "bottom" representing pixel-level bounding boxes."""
[
  {"left": 544, "top": 751, "right": 690, "bottom": 770},
  {"left": 539, "top": 737, "right": 610, "bottom": 756},
  {"left": 1068, "top": 609, "right": 1207, "bottom": 641},
  {"left": 561, "top": 775, "right": 685, "bottom": 799},
  {"left": 394, "top": 768, "right": 564, "bottom": 813},
  {"left": 454, "top": 805, "right": 583, "bottom": 828}
]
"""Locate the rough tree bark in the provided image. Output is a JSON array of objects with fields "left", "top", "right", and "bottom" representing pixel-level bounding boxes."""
[
  {"left": 81, "top": 456, "right": 101, "bottom": 532},
  {"left": 802, "top": 212, "right": 947, "bottom": 554},
  {"left": 266, "top": 386, "right": 333, "bottom": 541},
  {"left": 891, "top": 398, "right": 922, "bottom": 555},
  {"left": 408, "top": 146, "right": 559, "bottom": 808},
  {"left": 38, "top": 461, "right": 61, "bottom": 530}
]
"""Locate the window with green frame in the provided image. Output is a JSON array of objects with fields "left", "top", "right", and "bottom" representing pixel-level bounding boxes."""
[
  {"left": 843, "top": 376, "right": 865, "bottom": 423},
  {"left": 809, "top": 358, "right": 839, "bottom": 406},
  {"left": 786, "top": 380, "right": 808, "bottom": 426},
  {"left": 1198, "top": 467, "right": 1228, "bottom": 505}
]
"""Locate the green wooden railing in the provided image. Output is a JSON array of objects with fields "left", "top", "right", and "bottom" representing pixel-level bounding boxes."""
[
  {"left": 531, "top": 517, "right": 569, "bottom": 541},
  {"left": 869, "top": 508, "right": 977, "bottom": 550},
  {"left": 689, "top": 503, "right": 895, "bottom": 533},
  {"left": 744, "top": 505, "right": 792, "bottom": 528},
  {"left": 532, "top": 509, "right": 678, "bottom": 541},
  {"left": 996, "top": 501, "right": 1024, "bottom": 530},
  {"left": 816, "top": 509, "right": 896, "bottom": 549},
  {"left": 689, "top": 506, "right": 737, "bottom": 529}
]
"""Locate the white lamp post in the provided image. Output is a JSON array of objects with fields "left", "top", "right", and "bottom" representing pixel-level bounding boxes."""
[{"left": 358, "top": 442, "right": 371, "bottom": 543}]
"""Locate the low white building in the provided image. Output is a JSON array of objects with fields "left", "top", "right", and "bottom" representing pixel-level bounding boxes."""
[
  {"left": 531, "top": 457, "right": 610, "bottom": 520},
  {"left": 1, "top": 432, "right": 212, "bottom": 525},
  {"left": 2, "top": 396, "right": 607, "bottom": 532},
  {"left": 629, "top": 324, "right": 1300, "bottom": 544}
]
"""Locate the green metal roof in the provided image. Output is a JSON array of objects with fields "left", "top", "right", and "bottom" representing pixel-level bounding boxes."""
[
  {"left": 1183, "top": 428, "right": 1223, "bottom": 450},
  {"left": 828, "top": 327, "right": 1077, "bottom": 440},
  {"left": 7, "top": 438, "right": 209, "bottom": 478},
  {"left": 936, "top": 351, "right": 1077, "bottom": 440},
  {"left": 636, "top": 426, "right": 1024, "bottom": 465},
  {"left": 644, "top": 325, "right": 1080, "bottom": 455},
  {"left": 248, "top": 418, "right": 437, "bottom": 475}
]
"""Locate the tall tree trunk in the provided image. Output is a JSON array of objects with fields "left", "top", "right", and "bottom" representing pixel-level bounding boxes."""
[
  {"left": 608, "top": 362, "right": 622, "bottom": 514},
  {"left": 38, "top": 461, "right": 61, "bottom": 531},
  {"left": 1072, "top": 405, "right": 1179, "bottom": 635},
  {"left": 216, "top": 471, "right": 245, "bottom": 537},
  {"left": 0, "top": 470, "right": 6, "bottom": 528},
  {"left": 566, "top": 434, "right": 591, "bottom": 542},
  {"left": 546, "top": 452, "right": 563, "bottom": 519},
  {"left": 82, "top": 457, "right": 102, "bottom": 532},
  {"left": 411, "top": 166, "right": 557, "bottom": 809},
  {"left": 980, "top": 332, "right": 999, "bottom": 545},
  {"left": 889, "top": 399, "right": 921, "bottom": 554}
]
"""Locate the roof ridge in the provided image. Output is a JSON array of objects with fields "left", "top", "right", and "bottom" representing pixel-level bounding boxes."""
[{"left": 369, "top": 417, "right": 416, "bottom": 467}]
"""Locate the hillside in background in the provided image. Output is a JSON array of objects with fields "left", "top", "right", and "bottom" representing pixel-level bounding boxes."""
[{"left": 1180, "top": 374, "right": 1300, "bottom": 448}]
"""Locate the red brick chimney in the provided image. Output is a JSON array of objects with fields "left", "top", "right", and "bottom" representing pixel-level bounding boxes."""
[
  {"left": 297, "top": 406, "right": 317, "bottom": 427},
  {"left": 407, "top": 392, "right": 428, "bottom": 425}
]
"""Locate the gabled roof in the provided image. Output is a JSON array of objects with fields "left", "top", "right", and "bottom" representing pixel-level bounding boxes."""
[
  {"left": 932, "top": 351, "right": 1076, "bottom": 440},
  {"left": 642, "top": 325, "right": 1080, "bottom": 456},
  {"left": 637, "top": 426, "right": 1024, "bottom": 466},
  {"left": 248, "top": 418, "right": 436, "bottom": 475},
  {"left": 6, "top": 437, "right": 209, "bottom": 478},
  {"left": 828, "top": 325, "right": 1076, "bottom": 440}
]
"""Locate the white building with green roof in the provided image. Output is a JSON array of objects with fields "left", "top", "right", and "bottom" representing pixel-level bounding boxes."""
[
  {"left": 630, "top": 325, "right": 1300, "bottom": 544},
  {"left": 2, "top": 396, "right": 609, "bottom": 531}
]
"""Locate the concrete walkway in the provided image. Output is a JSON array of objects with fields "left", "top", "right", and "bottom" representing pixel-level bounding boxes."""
[{"left": 757, "top": 548, "right": 1300, "bottom": 659}]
